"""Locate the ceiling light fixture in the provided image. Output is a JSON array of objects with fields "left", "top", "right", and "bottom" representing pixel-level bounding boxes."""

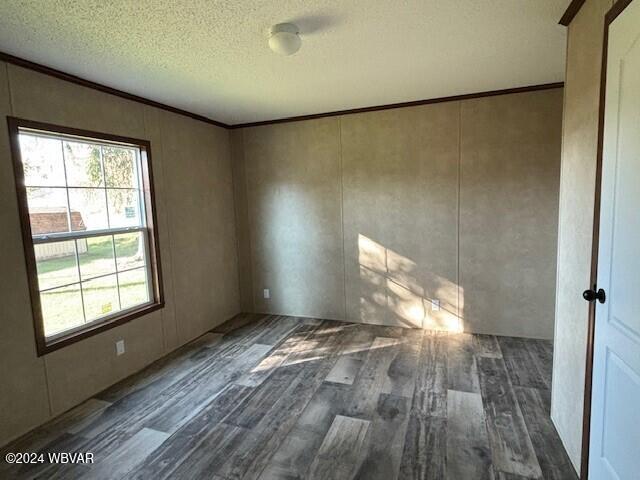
[{"left": 268, "top": 23, "right": 301, "bottom": 56}]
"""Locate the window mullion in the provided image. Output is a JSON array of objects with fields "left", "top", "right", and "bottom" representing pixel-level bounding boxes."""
[
  {"left": 112, "top": 234, "right": 122, "bottom": 311},
  {"left": 33, "top": 226, "right": 147, "bottom": 244},
  {"left": 135, "top": 149, "right": 147, "bottom": 228},
  {"left": 100, "top": 145, "right": 112, "bottom": 229},
  {"left": 60, "top": 140, "right": 73, "bottom": 233},
  {"left": 143, "top": 230, "right": 154, "bottom": 302},
  {"left": 73, "top": 239, "right": 88, "bottom": 325},
  {"left": 39, "top": 264, "right": 146, "bottom": 293}
]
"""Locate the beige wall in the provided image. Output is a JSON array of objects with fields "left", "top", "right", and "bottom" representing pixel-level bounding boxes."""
[
  {"left": 341, "top": 103, "right": 460, "bottom": 330},
  {"left": 460, "top": 91, "right": 563, "bottom": 337},
  {"left": 233, "top": 88, "right": 563, "bottom": 338},
  {"left": 0, "top": 63, "right": 240, "bottom": 446},
  {"left": 241, "top": 119, "right": 345, "bottom": 319},
  {"left": 551, "top": 0, "right": 613, "bottom": 473},
  {"left": 230, "top": 130, "right": 254, "bottom": 312}
]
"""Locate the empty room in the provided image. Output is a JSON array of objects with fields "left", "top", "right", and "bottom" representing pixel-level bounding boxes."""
[{"left": 0, "top": 1, "right": 638, "bottom": 479}]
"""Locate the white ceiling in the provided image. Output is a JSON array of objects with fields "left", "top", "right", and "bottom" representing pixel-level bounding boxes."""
[{"left": 0, "top": 1, "right": 569, "bottom": 125}]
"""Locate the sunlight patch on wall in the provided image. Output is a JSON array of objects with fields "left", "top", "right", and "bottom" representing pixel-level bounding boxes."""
[{"left": 357, "top": 233, "right": 463, "bottom": 332}]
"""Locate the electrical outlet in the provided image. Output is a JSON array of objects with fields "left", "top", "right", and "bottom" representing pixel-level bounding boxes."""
[
  {"left": 263, "top": 288, "right": 270, "bottom": 299},
  {"left": 431, "top": 299, "right": 440, "bottom": 312},
  {"left": 115, "top": 339, "right": 125, "bottom": 356}
]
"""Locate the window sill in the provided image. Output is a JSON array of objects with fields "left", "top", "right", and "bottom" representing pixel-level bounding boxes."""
[{"left": 38, "top": 301, "right": 164, "bottom": 356}]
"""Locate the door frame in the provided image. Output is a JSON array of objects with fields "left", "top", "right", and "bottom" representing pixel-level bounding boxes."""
[{"left": 580, "top": 0, "right": 636, "bottom": 478}]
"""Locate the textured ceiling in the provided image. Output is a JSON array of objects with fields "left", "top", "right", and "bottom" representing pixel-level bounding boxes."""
[{"left": 0, "top": 1, "right": 569, "bottom": 125}]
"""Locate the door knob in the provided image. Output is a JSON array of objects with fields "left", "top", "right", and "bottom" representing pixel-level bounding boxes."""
[{"left": 583, "top": 288, "right": 606, "bottom": 304}]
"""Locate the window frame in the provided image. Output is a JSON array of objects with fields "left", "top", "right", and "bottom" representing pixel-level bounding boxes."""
[{"left": 7, "top": 117, "right": 164, "bottom": 356}]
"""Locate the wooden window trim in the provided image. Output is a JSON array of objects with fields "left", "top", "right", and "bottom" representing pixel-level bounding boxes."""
[{"left": 7, "top": 117, "right": 164, "bottom": 356}]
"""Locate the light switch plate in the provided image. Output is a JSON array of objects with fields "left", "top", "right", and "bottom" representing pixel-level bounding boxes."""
[
  {"left": 263, "top": 288, "right": 270, "bottom": 299},
  {"left": 115, "top": 339, "right": 125, "bottom": 356}
]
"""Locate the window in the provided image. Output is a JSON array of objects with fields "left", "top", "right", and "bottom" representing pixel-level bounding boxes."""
[{"left": 8, "top": 118, "right": 163, "bottom": 355}]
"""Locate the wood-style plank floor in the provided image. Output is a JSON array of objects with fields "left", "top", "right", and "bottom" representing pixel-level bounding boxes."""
[{"left": 1, "top": 314, "right": 577, "bottom": 480}]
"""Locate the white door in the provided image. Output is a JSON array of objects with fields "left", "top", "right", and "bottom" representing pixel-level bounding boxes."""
[{"left": 589, "top": 1, "right": 640, "bottom": 479}]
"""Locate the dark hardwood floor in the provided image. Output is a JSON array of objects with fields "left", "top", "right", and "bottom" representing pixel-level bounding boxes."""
[{"left": 0, "top": 314, "right": 577, "bottom": 479}]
